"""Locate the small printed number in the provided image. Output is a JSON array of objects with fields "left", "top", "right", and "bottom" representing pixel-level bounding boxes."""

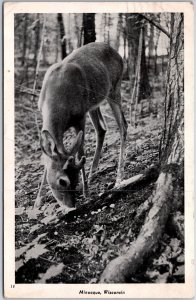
[{"left": 11, "top": 285, "right": 15, "bottom": 288}]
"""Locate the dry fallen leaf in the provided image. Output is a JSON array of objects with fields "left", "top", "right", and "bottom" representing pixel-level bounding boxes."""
[
  {"left": 26, "top": 207, "right": 42, "bottom": 220},
  {"left": 29, "top": 224, "right": 43, "bottom": 234},
  {"left": 15, "top": 259, "right": 24, "bottom": 272},
  {"left": 15, "top": 207, "right": 25, "bottom": 216},
  {"left": 25, "top": 244, "right": 48, "bottom": 262},
  {"left": 38, "top": 263, "right": 64, "bottom": 283},
  {"left": 15, "top": 245, "right": 31, "bottom": 259}
]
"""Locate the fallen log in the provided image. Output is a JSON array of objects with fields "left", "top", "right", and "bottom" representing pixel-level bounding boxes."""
[{"left": 109, "top": 164, "right": 159, "bottom": 193}]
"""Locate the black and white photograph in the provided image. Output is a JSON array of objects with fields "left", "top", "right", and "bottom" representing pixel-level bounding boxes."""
[{"left": 4, "top": 2, "right": 194, "bottom": 298}]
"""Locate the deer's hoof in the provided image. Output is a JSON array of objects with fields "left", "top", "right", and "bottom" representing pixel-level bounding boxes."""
[{"left": 34, "top": 196, "right": 42, "bottom": 209}]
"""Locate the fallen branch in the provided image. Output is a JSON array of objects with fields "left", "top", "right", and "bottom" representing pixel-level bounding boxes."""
[
  {"left": 15, "top": 104, "right": 36, "bottom": 113},
  {"left": 15, "top": 84, "right": 40, "bottom": 97},
  {"left": 108, "top": 164, "right": 159, "bottom": 193}
]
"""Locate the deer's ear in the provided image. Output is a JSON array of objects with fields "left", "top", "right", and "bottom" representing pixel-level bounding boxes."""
[{"left": 40, "top": 130, "right": 59, "bottom": 159}]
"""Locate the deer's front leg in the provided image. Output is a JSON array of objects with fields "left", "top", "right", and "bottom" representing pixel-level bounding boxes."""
[
  {"left": 81, "top": 165, "right": 89, "bottom": 197},
  {"left": 75, "top": 122, "right": 89, "bottom": 198},
  {"left": 34, "top": 167, "right": 47, "bottom": 208}
]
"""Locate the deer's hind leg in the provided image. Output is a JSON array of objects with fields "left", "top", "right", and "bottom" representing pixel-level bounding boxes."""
[
  {"left": 108, "top": 86, "right": 128, "bottom": 185},
  {"left": 88, "top": 107, "right": 107, "bottom": 182}
]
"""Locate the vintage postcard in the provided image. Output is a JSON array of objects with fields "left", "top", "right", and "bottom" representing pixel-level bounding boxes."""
[{"left": 4, "top": 1, "right": 194, "bottom": 298}]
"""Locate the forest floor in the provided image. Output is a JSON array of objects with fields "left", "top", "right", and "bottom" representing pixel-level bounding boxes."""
[{"left": 15, "top": 81, "right": 184, "bottom": 284}]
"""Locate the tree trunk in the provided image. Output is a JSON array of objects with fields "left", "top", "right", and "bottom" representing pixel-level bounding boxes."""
[
  {"left": 74, "top": 14, "right": 82, "bottom": 48},
  {"left": 115, "top": 13, "right": 123, "bottom": 51},
  {"left": 123, "top": 28, "right": 127, "bottom": 60},
  {"left": 55, "top": 19, "right": 59, "bottom": 62},
  {"left": 103, "top": 14, "right": 107, "bottom": 42},
  {"left": 130, "top": 25, "right": 152, "bottom": 125},
  {"left": 140, "top": 27, "right": 152, "bottom": 99},
  {"left": 126, "top": 14, "right": 151, "bottom": 98},
  {"left": 100, "top": 13, "right": 184, "bottom": 283},
  {"left": 21, "top": 14, "right": 28, "bottom": 66},
  {"left": 34, "top": 14, "right": 40, "bottom": 70},
  {"left": 148, "top": 23, "right": 154, "bottom": 67},
  {"left": 154, "top": 30, "right": 160, "bottom": 75},
  {"left": 83, "top": 13, "right": 96, "bottom": 45},
  {"left": 126, "top": 14, "right": 140, "bottom": 87},
  {"left": 107, "top": 14, "right": 112, "bottom": 44},
  {"left": 57, "top": 13, "right": 67, "bottom": 59},
  {"left": 131, "top": 27, "right": 143, "bottom": 125},
  {"left": 67, "top": 13, "right": 73, "bottom": 53},
  {"left": 160, "top": 13, "right": 184, "bottom": 166}
]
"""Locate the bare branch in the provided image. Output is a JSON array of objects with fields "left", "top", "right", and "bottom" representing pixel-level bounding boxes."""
[
  {"left": 128, "top": 14, "right": 171, "bottom": 39},
  {"left": 15, "top": 84, "right": 39, "bottom": 97}
]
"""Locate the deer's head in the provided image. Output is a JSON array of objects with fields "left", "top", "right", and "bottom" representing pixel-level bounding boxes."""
[{"left": 40, "top": 130, "right": 85, "bottom": 208}]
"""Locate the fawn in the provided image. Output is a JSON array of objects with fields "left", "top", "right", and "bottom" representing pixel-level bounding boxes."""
[{"left": 35, "top": 42, "right": 128, "bottom": 209}]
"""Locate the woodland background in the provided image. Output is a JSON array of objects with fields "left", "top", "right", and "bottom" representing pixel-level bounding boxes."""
[{"left": 15, "top": 13, "right": 184, "bottom": 284}]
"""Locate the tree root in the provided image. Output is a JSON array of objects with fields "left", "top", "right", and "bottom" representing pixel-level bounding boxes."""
[
  {"left": 166, "top": 211, "right": 184, "bottom": 241},
  {"left": 99, "top": 171, "right": 173, "bottom": 283}
]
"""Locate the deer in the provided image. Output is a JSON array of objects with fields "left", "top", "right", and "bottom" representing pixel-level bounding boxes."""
[{"left": 34, "top": 42, "right": 128, "bottom": 210}]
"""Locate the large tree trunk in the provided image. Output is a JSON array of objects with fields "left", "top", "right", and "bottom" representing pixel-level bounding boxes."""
[
  {"left": 160, "top": 14, "right": 184, "bottom": 166},
  {"left": 83, "top": 13, "right": 96, "bottom": 45},
  {"left": 100, "top": 13, "right": 184, "bottom": 283}
]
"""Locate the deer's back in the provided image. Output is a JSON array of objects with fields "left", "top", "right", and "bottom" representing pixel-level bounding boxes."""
[
  {"left": 39, "top": 43, "right": 123, "bottom": 125},
  {"left": 64, "top": 42, "right": 123, "bottom": 95}
]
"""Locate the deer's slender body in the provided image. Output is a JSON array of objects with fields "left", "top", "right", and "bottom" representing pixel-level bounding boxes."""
[{"left": 36, "top": 42, "right": 127, "bottom": 209}]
